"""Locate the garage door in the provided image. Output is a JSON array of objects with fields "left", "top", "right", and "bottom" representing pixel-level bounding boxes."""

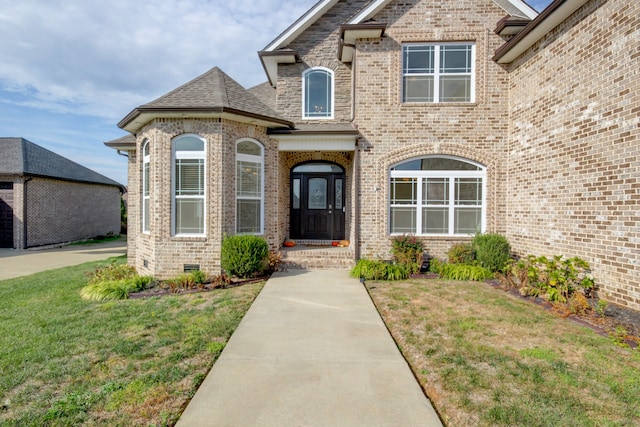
[{"left": 0, "top": 182, "right": 13, "bottom": 248}]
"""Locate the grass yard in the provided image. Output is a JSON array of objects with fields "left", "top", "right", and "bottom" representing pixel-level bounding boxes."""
[
  {"left": 0, "top": 256, "right": 263, "bottom": 426},
  {"left": 367, "top": 279, "right": 640, "bottom": 427}
]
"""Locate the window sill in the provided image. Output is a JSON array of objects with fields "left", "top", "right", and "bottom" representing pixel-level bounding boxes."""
[
  {"left": 400, "top": 102, "right": 477, "bottom": 107},
  {"left": 170, "top": 236, "right": 207, "bottom": 242}
]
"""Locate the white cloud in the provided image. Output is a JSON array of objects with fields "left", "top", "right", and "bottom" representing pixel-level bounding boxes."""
[{"left": 0, "top": 0, "right": 316, "bottom": 120}]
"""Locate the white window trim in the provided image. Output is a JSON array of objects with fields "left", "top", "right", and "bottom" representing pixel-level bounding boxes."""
[
  {"left": 302, "top": 67, "right": 335, "bottom": 120},
  {"left": 402, "top": 42, "right": 476, "bottom": 104},
  {"left": 171, "top": 134, "right": 206, "bottom": 237},
  {"left": 389, "top": 156, "right": 486, "bottom": 236},
  {"left": 236, "top": 138, "right": 265, "bottom": 235},
  {"left": 142, "top": 139, "right": 150, "bottom": 234}
]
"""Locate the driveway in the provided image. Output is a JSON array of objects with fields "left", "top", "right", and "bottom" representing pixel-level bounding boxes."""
[{"left": 0, "top": 240, "right": 127, "bottom": 280}]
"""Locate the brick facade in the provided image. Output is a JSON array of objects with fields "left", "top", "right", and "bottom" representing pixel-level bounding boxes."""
[
  {"left": 122, "top": 0, "right": 639, "bottom": 310},
  {"left": 506, "top": 0, "right": 640, "bottom": 309},
  {"left": 0, "top": 175, "right": 120, "bottom": 249}
]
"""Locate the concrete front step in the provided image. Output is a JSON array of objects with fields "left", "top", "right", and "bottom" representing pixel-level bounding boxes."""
[{"left": 279, "top": 245, "right": 355, "bottom": 270}]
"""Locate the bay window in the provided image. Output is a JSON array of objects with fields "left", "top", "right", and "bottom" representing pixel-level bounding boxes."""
[
  {"left": 172, "top": 135, "right": 205, "bottom": 236},
  {"left": 236, "top": 139, "right": 264, "bottom": 234}
]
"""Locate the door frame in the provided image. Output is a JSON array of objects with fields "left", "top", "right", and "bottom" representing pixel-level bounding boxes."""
[{"left": 289, "top": 162, "right": 345, "bottom": 240}]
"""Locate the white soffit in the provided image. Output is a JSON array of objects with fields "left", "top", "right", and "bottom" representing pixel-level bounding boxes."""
[
  {"left": 492, "top": 0, "right": 538, "bottom": 20},
  {"left": 495, "top": 0, "right": 589, "bottom": 63},
  {"left": 264, "top": 0, "right": 340, "bottom": 51},
  {"left": 349, "top": 0, "right": 538, "bottom": 24},
  {"left": 272, "top": 134, "right": 356, "bottom": 152}
]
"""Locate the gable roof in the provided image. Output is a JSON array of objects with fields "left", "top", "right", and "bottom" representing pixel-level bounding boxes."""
[
  {"left": 259, "top": 0, "right": 538, "bottom": 84},
  {"left": 118, "top": 66, "right": 294, "bottom": 133},
  {"left": 263, "top": 0, "right": 537, "bottom": 53},
  {"left": 0, "top": 137, "right": 124, "bottom": 189}
]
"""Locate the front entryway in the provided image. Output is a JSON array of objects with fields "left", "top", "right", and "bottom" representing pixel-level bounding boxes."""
[
  {"left": 290, "top": 162, "right": 345, "bottom": 240},
  {"left": 0, "top": 182, "right": 14, "bottom": 248}
]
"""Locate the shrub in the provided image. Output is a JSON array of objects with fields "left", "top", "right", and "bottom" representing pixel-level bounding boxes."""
[
  {"left": 191, "top": 270, "right": 207, "bottom": 285},
  {"left": 430, "top": 258, "right": 493, "bottom": 281},
  {"left": 447, "top": 243, "right": 475, "bottom": 264},
  {"left": 350, "top": 259, "right": 409, "bottom": 281},
  {"left": 80, "top": 276, "right": 152, "bottom": 301},
  {"left": 472, "top": 233, "right": 511, "bottom": 272},
  {"left": 391, "top": 235, "right": 424, "bottom": 274},
  {"left": 501, "top": 254, "right": 595, "bottom": 303},
  {"left": 221, "top": 235, "right": 269, "bottom": 278}
]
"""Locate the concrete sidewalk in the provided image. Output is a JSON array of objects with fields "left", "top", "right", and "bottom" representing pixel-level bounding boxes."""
[
  {"left": 177, "top": 270, "right": 442, "bottom": 427},
  {"left": 0, "top": 240, "right": 127, "bottom": 280}
]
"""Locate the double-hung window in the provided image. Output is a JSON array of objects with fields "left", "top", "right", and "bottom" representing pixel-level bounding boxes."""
[
  {"left": 236, "top": 139, "right": 264, "bottom": 234},
  {"left": 172, "top": 135, "right": 205, "bottom": 236},
  {"left": 302, "top": 67, "right": 333, "bottom": 119},
  {"left": 402, "top": 43, "right": 475, "bottom": 103},
  {"left": 390, "top": 156, "right": 485, "bottom": 235},
  {"left": 142, "top": 139, "right": 150, "bottom": 233}
]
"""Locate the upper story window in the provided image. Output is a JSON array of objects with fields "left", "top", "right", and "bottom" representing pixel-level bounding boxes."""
[
  {"left": 142, "top": 139, "right": 150, "bottom": 233},
  {"left": 390, "top": 156, "right": 485, "bottom": 236},
  {"left": 302, "top": 67, "right": 334, "bottom": 119},
  {"left": 402, "top": 43, "right": 475, "bottom": 103},
  {"left": 172, "top": 134, "right": 206, "bottom": 236},
  {"left": 236, "top": 139, "right": 264, "bottom": 234}
]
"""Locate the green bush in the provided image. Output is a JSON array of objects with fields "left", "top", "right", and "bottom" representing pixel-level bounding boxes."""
[
  {"left": 221, "top": 235, "right": 269, "bottom": 278},
  {"left": 430, "top": 258, "right": 493, "bottom": 281},
  {"left": 391, "top": 235, "right": 424, "bottom": 274},
  {"left": 447, "top": 243, "right": 475, "bottom": 264},
  {"left": 472, "top": 233, "right": 511, "bottom": 272},
  {"left": 350, "top": 259, "right": 409, "bottom": 281},
  {"left": 503, "top": 255, "right": 594, "bottom": 303}
]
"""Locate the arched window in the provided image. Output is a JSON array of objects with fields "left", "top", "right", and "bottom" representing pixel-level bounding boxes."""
[
  {"left": 389, "top": 156, "right": 486, "bottom": 235},
  {"left": 302, "top": 67, "right": 333, "bottom": 119},
  {"left": 142, "top": 139, "right": 150, "bottom": 233},
  {"left": 236, "top": 139, "right": 264, "bottom": 234},
  {"left": 172, "top": 135, "right": 205, "bottom": 236}
]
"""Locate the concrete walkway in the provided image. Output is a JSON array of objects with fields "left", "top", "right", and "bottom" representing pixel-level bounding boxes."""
[
  {"left": 177, "top": 270, "right": 442, "bottom": 427},
  {"left": 0, "top": 240, "right": 127, "bottom": 280}
]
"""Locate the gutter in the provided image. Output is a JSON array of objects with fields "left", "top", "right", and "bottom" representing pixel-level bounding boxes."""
[{"left": 493, "top": 0, "right": 590, "bottom": 63}]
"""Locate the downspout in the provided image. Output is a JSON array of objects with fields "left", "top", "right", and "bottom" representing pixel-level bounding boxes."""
[
  {"left": 23, "top": 176, "right": 32, "bottom": 249},
  {"left": 350, "top": 42, "right": 360, "bottom": 261},
  {"left": 353, "top": 141, "right": 360, "bottom": 261}
]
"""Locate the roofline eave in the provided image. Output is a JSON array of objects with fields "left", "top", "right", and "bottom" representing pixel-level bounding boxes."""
[
  {"left": 494, "top": 0, "right": 589, "bottom": 64},
  {"left": 118, "top": 107, "right": 294, "bottom": 134}
]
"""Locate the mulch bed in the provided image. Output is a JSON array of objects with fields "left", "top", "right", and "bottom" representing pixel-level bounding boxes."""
[{"left": 129, "top": 275, "right": 270, "bottom": 299}]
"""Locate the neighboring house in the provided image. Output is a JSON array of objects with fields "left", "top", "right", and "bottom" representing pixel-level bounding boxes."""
[
  {"left": 106, "top": 0, "right": 639, "bottom": 311},
  {"left": 0, "top": 137, "right": 124, "bottom": 249}
]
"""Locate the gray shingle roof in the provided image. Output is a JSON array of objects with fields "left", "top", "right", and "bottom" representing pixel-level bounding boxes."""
[
  {"left": 247, "top": 81, "right": 277, "bottom": 112},
  {"left": 118, "top": 66, "right": 292, "bottom": 131},
  {"left": 0, "top": 137, "right": 124, "bottom": 189}
]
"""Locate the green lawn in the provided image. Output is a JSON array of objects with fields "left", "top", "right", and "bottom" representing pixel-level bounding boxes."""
[
  {"left": 367, "top": 279, "right": 640, "bottom": 427},
  {"left": 0, "top": 256, "right": 263, "bottom": 426}
]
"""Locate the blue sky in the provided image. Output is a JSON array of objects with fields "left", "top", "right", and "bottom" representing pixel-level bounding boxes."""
[{"left": 0, "top": 0, "right": 552, "bottom": 185}]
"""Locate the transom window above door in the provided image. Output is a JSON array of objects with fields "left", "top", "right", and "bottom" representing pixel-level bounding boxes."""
[
  {"left": 302, "top": 67, "right": 334, "bottom": 119},
  {"left": 389, "top": 156, "right": 485, "bottom": 236},
  {"left": 402, "top": 43, "right": 475, "bottom": 103}
]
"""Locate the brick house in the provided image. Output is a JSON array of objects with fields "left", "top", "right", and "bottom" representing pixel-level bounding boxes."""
[
  {"left": 0, "top": 137, "right": 124, "bottom": 249},
  {"left": 107, "top": 0, "right": 639, "bottom": 310}
]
